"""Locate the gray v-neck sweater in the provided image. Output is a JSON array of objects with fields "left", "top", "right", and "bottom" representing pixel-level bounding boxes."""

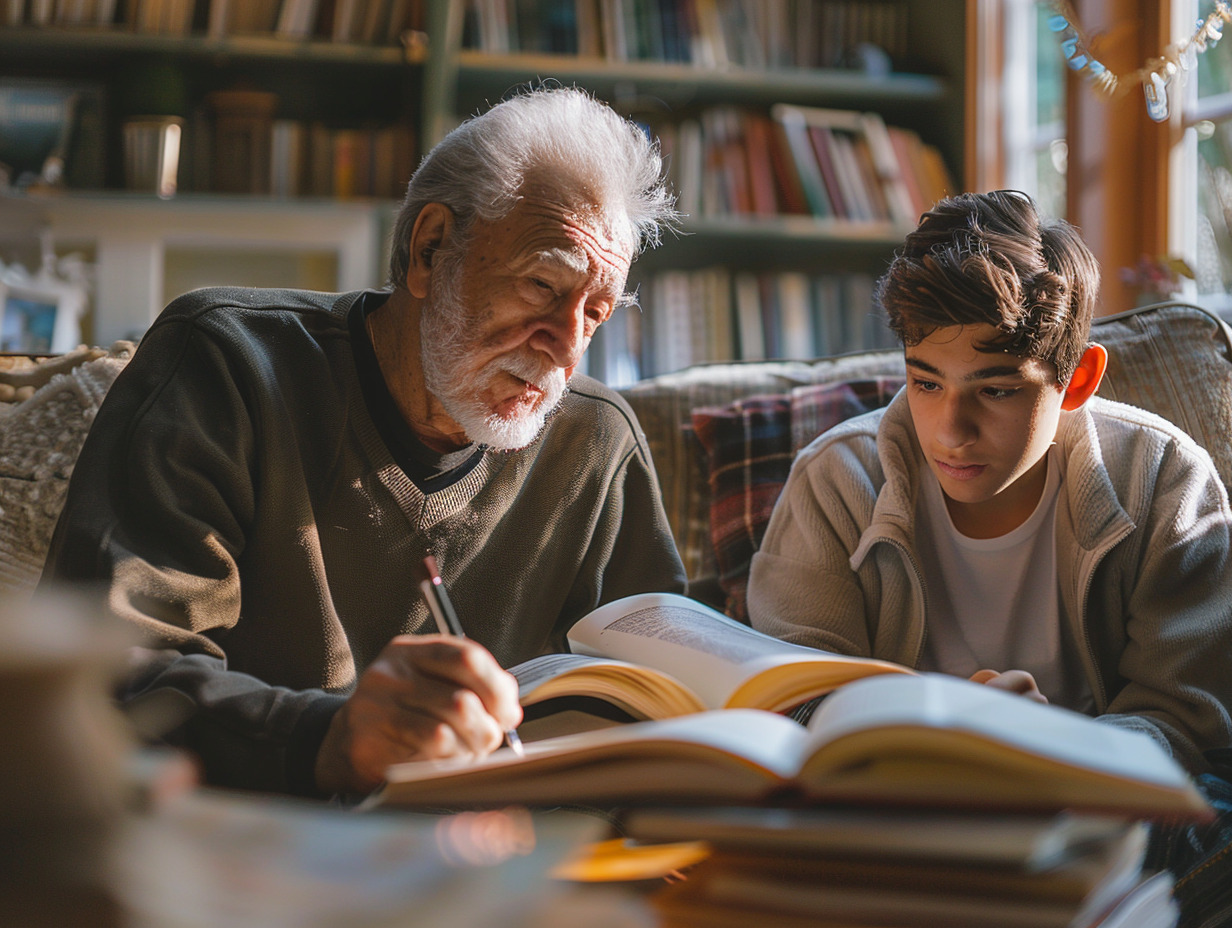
[{"left": 42, "top": 286, "right": 685, "bottom": 795}]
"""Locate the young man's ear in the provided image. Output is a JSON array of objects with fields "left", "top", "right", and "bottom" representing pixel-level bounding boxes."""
[
  {"left": 405, "top": 203, "right": 454, "bottom": 299},
  {"left": 1061, "top": 343, "right": 1108, "bottom": 411}
]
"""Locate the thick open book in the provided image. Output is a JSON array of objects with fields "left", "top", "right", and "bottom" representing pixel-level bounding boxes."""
[
  {"left": 369, "top": 673, "right": 1211, "bottom": 822},
  {"left": 509, "top": 592, "right": 910, "bottom": 733}
]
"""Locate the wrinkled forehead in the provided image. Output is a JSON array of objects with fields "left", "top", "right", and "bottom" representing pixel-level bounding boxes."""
[{"left": 512, "top": 187, "right": 636, "bottom": 278}]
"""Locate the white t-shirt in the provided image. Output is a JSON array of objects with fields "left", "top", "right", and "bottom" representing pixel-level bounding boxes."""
[{"left": 915, "top": 447, "right": 1094, "bottom": 713}]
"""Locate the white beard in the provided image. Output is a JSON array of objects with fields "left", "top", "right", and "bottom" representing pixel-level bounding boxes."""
[{"left": 420, "top": 249, "right": 568, "bottom": 451}]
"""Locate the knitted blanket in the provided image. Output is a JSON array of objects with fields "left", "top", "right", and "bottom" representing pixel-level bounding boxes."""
[{"left": 0, "top": 344, "right": 134, "bottom": 598}]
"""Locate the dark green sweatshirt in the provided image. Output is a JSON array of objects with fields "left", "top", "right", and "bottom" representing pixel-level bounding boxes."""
[{"left": 42, "top": 286, "right": 685, "bottom": 796}]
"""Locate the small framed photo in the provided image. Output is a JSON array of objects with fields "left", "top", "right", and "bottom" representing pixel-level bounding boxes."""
[
  {"left": 0, "top": 277, "right": 85, "bottom": 354},
  {"left": 0, "top": 79, "right": 106, "bottom": 191}
]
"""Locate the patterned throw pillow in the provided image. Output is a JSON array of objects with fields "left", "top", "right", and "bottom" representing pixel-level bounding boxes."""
[{"left": 691, "top": 377, "right": 904, "bottom": 623}]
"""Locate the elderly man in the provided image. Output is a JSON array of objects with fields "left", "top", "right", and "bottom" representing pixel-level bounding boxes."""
[{"left": 41, "top": 87, "right": 686, "bottom": 798}]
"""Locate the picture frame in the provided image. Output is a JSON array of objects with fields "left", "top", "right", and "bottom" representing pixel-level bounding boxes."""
[
  {"left": 0, "top": 276, "right": 86, "bottom": 354},
  {"left": 0, "top": 79, "right": 106, "bottom": 191}
]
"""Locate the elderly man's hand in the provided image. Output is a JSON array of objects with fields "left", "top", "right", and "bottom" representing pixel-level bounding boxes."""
[{"left": 315, "top": 635, "right": 523, "bottom": 795}]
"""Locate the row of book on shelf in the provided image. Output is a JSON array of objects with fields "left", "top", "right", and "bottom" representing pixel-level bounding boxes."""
[
  {"left": 464, "top": 0, "right": 910, "bottom": 70},
  {"left": 182, "top": 114, "right": 415, "bottom": 198},
  {"left": 655, "top": 102, "right": 954, "bottom": 227},
  {"left": 203, "top": 101, "right": 946, "bottom": 216},
  {"left": 4, "top": 0, "right": 907, "bottom": 61},
  {"left": 2, "top": 0, "right": 426, "bottom": 44},
  {"left": 0, "top": 73, "right": 416, "bottom": 197},
  {"left": 585, "top": 267, "right": 892, "bottom": 385}
]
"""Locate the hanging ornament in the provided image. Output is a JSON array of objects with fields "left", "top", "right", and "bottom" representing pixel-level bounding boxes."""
[
  {"left": 1047, "top": 0, "right": 1232, "bottom": 122},
  {"left": 1144, "top": 69, "right": 1169, "bottom": 122}
]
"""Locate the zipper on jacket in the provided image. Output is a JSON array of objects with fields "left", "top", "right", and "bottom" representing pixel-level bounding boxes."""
[{"left": 879, "top": 535, "right": 929, "bottom": 669}]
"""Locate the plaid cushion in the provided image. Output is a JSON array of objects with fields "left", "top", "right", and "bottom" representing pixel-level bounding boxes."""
[
  {"left": 691, "top": 377, "right": 904, "bottom": 622},
  {"left": 619, "top": 301, "right": 1232, "bottom": 611},
  {"left": 619, "top": 352, "right": 908, "bottom": 601}
]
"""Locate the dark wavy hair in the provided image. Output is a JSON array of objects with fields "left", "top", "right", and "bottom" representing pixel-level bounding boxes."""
[{"left": 875, "top": 190, "right": 1100, "bottom": 384}]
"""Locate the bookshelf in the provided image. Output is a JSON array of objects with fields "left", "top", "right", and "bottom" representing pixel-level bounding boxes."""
[
  {"left": 0, "top": 18, "right": 423, "bottom": 339},
  {"left": 424, "top": 0, "right": 969, "bottom": 383},
  {"left": 0, "top": 0, "right": 971, "bottom": 375}
]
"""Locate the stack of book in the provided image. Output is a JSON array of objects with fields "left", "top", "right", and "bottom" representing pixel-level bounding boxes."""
[
  {"left": 631, "top": 807, "right": 1177, "bottom": 928},
  {"left": 362, "top": 593, "right": 1209, "bottom": 928}
]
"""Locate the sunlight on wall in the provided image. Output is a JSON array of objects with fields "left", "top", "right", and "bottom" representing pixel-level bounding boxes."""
[{"left": 163, "top": 249, "right": 339, "bottom": 305}]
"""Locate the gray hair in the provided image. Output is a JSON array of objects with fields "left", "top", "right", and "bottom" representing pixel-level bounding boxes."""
[{"left": 387, "top": 86, "right": 676, "bottom": 289}]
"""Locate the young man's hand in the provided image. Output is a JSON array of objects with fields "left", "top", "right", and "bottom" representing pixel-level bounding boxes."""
[
  {"left": 314, "top": 635, "right": 523, "bottom": 795},
  {"left": 969, "top": 668, "right": 1049, "bottom": 704}
]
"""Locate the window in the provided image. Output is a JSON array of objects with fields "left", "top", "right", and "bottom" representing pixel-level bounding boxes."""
[
  {"left": 1192, "top": 0, "right": 1232, "bottom": 309},
  {"left": 1003, "top": 0, "right": 1068, "bottom": 219}
]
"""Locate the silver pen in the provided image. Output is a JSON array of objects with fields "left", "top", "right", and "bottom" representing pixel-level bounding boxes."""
[{"left": 418, "top": 555, "right": 524, "bottom": 756}]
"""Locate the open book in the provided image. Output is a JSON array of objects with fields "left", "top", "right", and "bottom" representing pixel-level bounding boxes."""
[
  {"left": 369, "top": 673, "right": 1211, "bottom": 822},
  {"left": 509, "top": 592, "right": 911, "bottom": 734}
]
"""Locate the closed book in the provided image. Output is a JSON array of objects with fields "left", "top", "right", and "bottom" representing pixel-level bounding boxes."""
[
  {"left": 742, "top": 110, "right": 780, "bottom": 217},
  {"left": 765, "top": 117, "right": 810, "bottom": 215},
  {"left": 307, "top": 122, "right": 334, "bottom": 196},
  {"left": 574, "top": 0, "right": 601, "bottom": 56},
  {"left": 733, "top": 271, "right": 765, "bottom": 361},
  {"left": 205, "top": 0, "right": 228, "bottom": 36},
  {"left": 770, "top": 104, "right": 831, "bottom": 219},
  {"left": 828, "top": 129, "right": 875, "bottom": 222},
  {"left": 269, "top": 119, "right": 306, "bottom": 197},
  {"left": 775, "top": 272, "right": 814, "bottom": 358},
  {"left": 598, "top": 0, "right": 627, "bottom": 59},
  {"left": 886, "top": 124, "right": 929, "bottom": 217},
  {"left": 852, "top": 133, "right": 891, "bottom": 221},
  {"left": 807, "top": 125, "right": 847, "bottom": 219},
  {"left": 717, "top": 109, "right": 752, "bottom": 216},
  {"left": 859, "top": 111, "right": 919, "bottom": 227}
]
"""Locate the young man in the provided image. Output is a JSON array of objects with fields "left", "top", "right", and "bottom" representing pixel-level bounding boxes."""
[
  {"left": 40, "top": 87, "right": 686, "bottom": 798},
  {"left": 747, "top": 190, "right": 1232, "bottom": 776}
]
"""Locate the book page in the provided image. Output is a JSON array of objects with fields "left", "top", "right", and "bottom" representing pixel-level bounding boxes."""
[
  {"left": 375, "top": 709, "right": 810, "bottom": 810},
  {"left": 511, "top": 653, "right": 622, "bottom": 691},
  {"left": 508, "top": 652, "right": 706, "bottom": 718},
  {"left": 796, "top": 673, "right": 1209, "bottom": 818},
  {"left": 567, "top": 592, "right": 908, "bottom": 711}
]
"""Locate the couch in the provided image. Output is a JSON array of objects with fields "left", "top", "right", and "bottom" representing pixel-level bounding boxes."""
[
  {"left": 3, "top": 301, "right": 1230, "bottom": 619},
  {"left": 618, "top": 300, "right": 1232, "bottom": 619}
]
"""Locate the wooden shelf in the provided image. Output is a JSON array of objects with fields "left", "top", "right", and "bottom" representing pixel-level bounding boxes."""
[
  {"left": 634, "top": 215, "right": 906, "bottom": 274},
  {"left": 0, "top": 26, "right": 423, "bottom": 66},
  {"left": 0, "top": 0, "right": 971, "bottom": 370},
  {"left": 453, "top": 50, "right": 947, "bottom": 110},
  {"left": 1, "top": 192, "right": 392, "bottom": 343},
  {"left": 6, "top": 189, "right": 401, "bottom": 209}
]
